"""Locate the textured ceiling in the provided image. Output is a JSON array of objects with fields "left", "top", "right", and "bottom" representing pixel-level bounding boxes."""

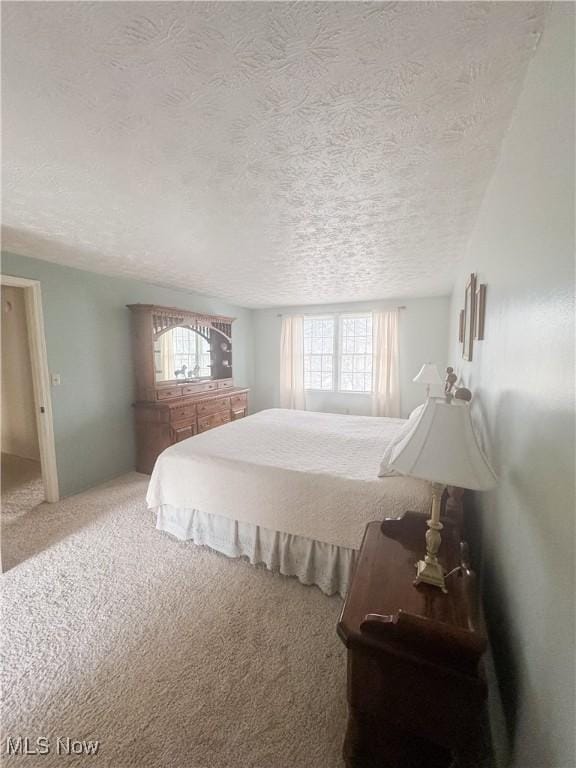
[{"left": 2, "top": 2, "right": 546, "bottom": 307}]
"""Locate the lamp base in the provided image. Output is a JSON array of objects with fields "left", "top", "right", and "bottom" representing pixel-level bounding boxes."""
[{"left": 414, "top": 559, "right": 447, "bottom": 593}]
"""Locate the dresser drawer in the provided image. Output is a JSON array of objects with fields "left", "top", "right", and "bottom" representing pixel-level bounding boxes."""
[
  {"left": 217, "top": 379, "right": 233, "bottom": 389},
  {"left": 198, "top": 412, "right": 231, "bottom": 433},
  {"left": 172, "top": 424, "right": 194, "bottom": 442},
  {"left": 182, "top": 381, "right": 218, "bottom": 396},
  {"left": 156, "top": 387, "right": 181, "bottom": 400},
  {"left": 230, "top": 393, "right": 247, "bottom": 409},
  {"left": 197, "top": 397, "right": 230, "bottom": 417},
  {"left": 169, "top": 404, "right": 196, "bottom": 423}
]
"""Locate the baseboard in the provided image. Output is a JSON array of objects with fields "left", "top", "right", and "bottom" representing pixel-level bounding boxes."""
[{"left": 59, "top": 467, "right": 143, "bottom": 500}]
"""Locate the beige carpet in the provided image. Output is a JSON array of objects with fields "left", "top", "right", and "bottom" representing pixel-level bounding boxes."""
[
  {"left": 1, "top": 473, "right": 347, "bottom": 768},
  {"left": 1, "top": 453, "right": 44, "bottom": 517}
]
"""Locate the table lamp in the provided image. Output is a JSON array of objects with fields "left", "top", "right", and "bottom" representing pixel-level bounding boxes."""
[
  {"left": 412, "top": 363, "right": 444, "bottom": 398},
  {"left": 388, "top": 396, "right": 497, "bottom": 592}
]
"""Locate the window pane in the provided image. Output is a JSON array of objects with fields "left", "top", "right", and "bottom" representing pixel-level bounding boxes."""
[
  {"left": 343, "top": 336, "right": 354, "bottom": 353},
  {"left": 341, "top": 372, "right": 353, "bottom": 391},
  {"left": 309, "top": 372, "right": 321, "bottom": 389},
  {"left": 341, "top": 355, "right": 353, "bottom": 372}
]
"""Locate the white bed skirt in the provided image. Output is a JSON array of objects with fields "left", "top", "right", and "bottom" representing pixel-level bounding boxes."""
[{"left": 155, "top": 505, "right": 355, "bottom": 598}]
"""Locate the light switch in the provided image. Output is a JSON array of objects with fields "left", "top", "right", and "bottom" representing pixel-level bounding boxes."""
[{"left": 51, "top": 373, "right": 61, "bottom": 386}]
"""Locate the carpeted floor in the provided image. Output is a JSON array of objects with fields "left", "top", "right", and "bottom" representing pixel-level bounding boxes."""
[
  {"left": 1, "top": 453, "right": 44, "bottom": 517},
  {"left": 1, "top": 473, "right": 347, "bottom": 768}
]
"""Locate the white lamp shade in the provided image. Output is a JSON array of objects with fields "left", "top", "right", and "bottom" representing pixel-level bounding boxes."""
[
  {"left": 388, "top": 398, "right": 497, "bottom": 490},
  {"left": 412, "top": 363, "right": 444, "bottom": 396}
]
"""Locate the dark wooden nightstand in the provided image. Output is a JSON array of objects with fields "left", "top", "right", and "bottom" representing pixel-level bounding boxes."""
[{"left": 337, "top": 513, "right": 487, "bottom": 768}]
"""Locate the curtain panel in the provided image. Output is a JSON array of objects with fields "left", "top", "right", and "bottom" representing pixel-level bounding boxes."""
[
  {"left": 372, "top": 309, "right": 400, "bottom": 417},
  {"left": 158, "top": 330, "right": 175, "bottom": 380},
  {"left": 280, "top": 315, "right": 306, "bottom": 410}
]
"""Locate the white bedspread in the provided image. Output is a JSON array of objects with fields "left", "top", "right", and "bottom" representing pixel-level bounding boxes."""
[{"left": 147, "top": 408, "right": 431, "bottom": 550}]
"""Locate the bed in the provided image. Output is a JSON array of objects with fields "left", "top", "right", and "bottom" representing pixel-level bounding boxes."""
[{"left": 147, "top": 408, "right": 431, "bottom": 596}]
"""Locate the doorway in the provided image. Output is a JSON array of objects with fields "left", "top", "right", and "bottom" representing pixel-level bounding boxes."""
[{"left": 1, "top": 275, "right": 58, "bottom": 523}]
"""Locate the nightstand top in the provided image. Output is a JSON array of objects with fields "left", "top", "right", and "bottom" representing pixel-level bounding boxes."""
[{"left": 338, "top": 514, "right": 485, "bottom": 667}]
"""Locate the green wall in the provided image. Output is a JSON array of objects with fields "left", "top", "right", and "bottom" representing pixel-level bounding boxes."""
[
  {"left": 448, "top": 7, "right": 575, "bottom": 766},
  {"left": 1, "top": 251, "right": 254, "bottom": 497}
]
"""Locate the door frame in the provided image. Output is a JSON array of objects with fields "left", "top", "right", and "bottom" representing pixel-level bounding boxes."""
[{"left": 1, "top": 274, "right": 59, "bottom": 502}]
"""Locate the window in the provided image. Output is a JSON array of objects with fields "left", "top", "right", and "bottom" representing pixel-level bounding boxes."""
[
  {"left": 173, "top": 327, "right": 211, "bottom": 377},
  {"left": 338, "top": 314, "right": 373, "bottom": 393},
  {"left": 303, "top": 313, "right": 373, "bottom": 393},
  {"left": 303, "top": 316, "right": 335, "bottom": 391}
]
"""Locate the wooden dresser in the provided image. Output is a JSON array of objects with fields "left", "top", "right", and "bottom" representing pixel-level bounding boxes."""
[
  {"left": 338, "top": 512, "right": 487, "bottom": 768},
  {"left": 128, "top": 304, "right": 249, "bottom": 474}
]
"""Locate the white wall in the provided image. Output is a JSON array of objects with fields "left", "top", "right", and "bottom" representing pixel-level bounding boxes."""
[
  {"left": 252, "top": 297, "right": 450, "bottom": 418},
  {"left": 1, "top": 285, "right": 40, "bottom": 460},
  {"left": 448, "top": 6, "right": 574, "bottom": 767}
]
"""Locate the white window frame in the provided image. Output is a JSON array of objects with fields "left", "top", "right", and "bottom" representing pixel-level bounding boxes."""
[{"left": 303, "top": 312, "right": 373, "bottom": 394}]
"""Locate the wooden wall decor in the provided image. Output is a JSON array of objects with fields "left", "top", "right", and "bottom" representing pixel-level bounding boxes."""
[{"left": 462, "top": 273, "right": 476, "bottom": 361}]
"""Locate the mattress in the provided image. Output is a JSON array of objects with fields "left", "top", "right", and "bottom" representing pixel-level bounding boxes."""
[{"left": 147, "top": 408, "right": 431, "bottom": 551}]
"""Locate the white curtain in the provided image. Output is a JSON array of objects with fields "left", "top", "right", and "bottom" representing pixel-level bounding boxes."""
[
  {"left": 372, "top": 309, "right": 400, "bottom": 417},
  {"left": 158, "top": 331, "right": 175, "bottom": 380},
  {"left": 280, "top": 315, "right": 306, "bottom": 410}
]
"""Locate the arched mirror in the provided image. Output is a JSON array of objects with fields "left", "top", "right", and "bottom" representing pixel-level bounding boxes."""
[{"left": 154, "top": 326, "right": 211, "bottom": 383}]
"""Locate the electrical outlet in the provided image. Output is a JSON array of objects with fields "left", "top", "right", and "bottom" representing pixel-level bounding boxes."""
[{"left": 51, "top": 373, "right": 61, "bottom": 386}]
